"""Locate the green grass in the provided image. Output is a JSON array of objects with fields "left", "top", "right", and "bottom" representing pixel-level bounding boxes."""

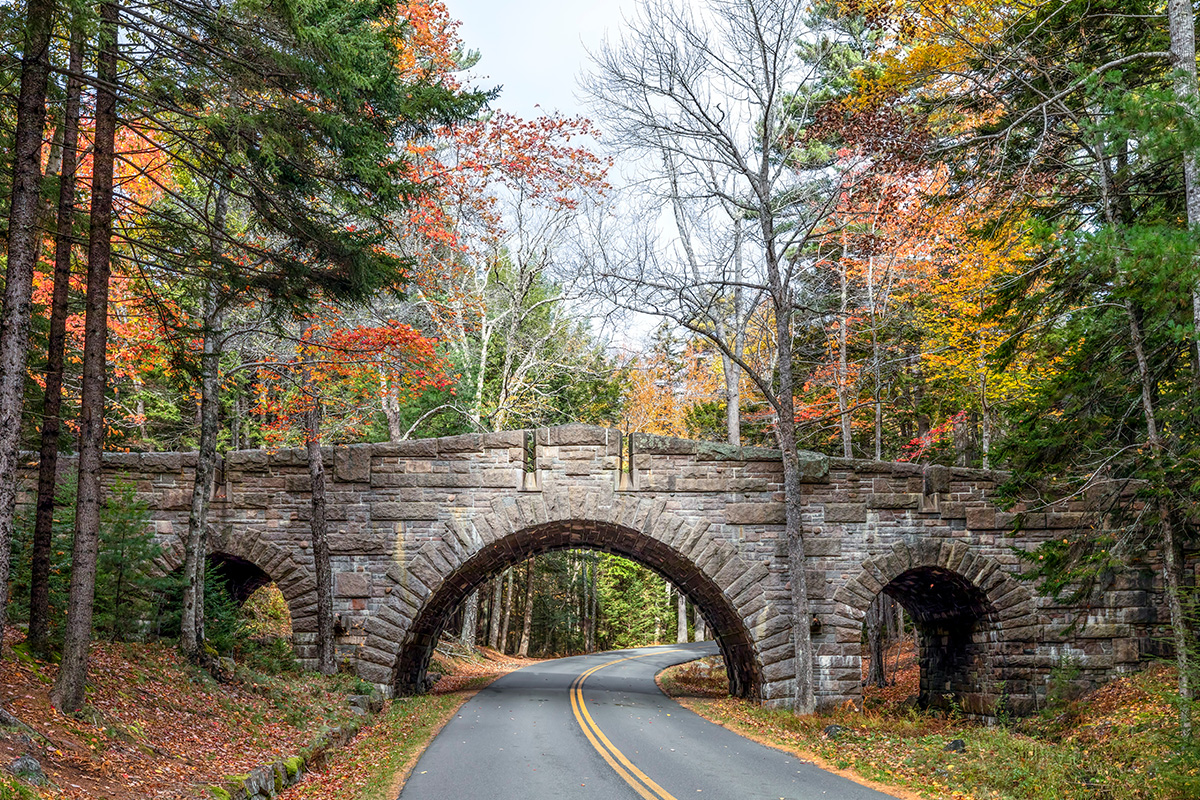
[{"left": 284, "top": 691, "right": 478, "bottom": 800}]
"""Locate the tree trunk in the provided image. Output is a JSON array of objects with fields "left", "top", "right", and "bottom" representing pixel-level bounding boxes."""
[
  {"left": 305, "top": 378, "right": 335, "bottom": 675},
  {"left": 694, "top": 605, "right": 706, "bottom": 642},
  {"left": 381, "top": 375, "right": 403, "bottom": 441},
  {"left": 588, "top": 553, "right": 598, "bottom": 650},
  {"left": 488, "top": 576, "right": 503, "bottom": 649},
  {"left": 517, "top": 561, "right": 534, "bottom": 657},
  {"left": 460, "top": 588, "right": 479, "bottom": 649},
  {"left": 1126, "top": 297, "right": 1194, "bottom": 734},
  {"left": 769, "top": 256, "right": 817, "bottom": 712},
  {"left": 676, "top": 590, "right": 688, "bottom": 643},
  {"left": 866, "top": 595, "right": 887, "bottom": 688},
  {"left": 181, "top": 296, "right": 225, "bottom": 656},
  {"left": 50, "top": 1, "right": 118, "bottom": 712},
  {"left": 499, "top": 567, "right": 513, "bottom": 654},
  {"left": 0, "top": 0, "right": 59, "bottom": 652},
  {"left": 837, "top": 258, "right": 852, "bottom": 458},
  {"left": 29, "top": 22, "right": 84, "bottom": 658},
  {"left": 1166, "top": 0, "right": 1200, "bottom": 373}
]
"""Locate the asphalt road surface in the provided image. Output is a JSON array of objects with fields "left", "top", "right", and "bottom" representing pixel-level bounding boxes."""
[{"left": 398, "top": 642, "right": 900, "bottom": 800}]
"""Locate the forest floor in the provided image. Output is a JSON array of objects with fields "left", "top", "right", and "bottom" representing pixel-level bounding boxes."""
[
  {"left": 0, "top": 629, "right": 536, "bottom": 800},
  {"left": 658, "top": 641, "right": 1197, "bottom": 800}
]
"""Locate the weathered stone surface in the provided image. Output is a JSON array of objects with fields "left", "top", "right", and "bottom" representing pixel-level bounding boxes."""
[
  {"left": 335, "top": 572, "right": 372, "bottom": 598},
  {"left": 823, "top": 504, "right": 866, "bottom": 523},
  {"left": 724, "top": 502, "right": 786, "bottom": 525},
  {"left": 334, "top": 445, "right": 372, "bottom": 483},
  {"left": 371, "top": 501, "right": 438, "bottom": 520}
]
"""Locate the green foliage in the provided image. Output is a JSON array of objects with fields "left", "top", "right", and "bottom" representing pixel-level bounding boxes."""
[
  {"left": 94, "top": 483, "right": 179, "bottom": 641},
  {"left": 202, "top": 565, "right": 247, "bottom": 658},
  {"left": 9, "top": 479, "right": 175, "bottom": 646},
  {"left": 594, "top": 554, "right": 674, "bottom": 651}
]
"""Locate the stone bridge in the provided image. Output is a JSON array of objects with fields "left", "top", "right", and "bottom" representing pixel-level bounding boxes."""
[{"left": 26, "top": 425, "right": 1179, "bottom": 715}]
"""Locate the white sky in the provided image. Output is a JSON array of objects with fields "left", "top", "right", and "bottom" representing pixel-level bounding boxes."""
[{"left": 447, "top": 0, "right": 638, "bottom": 120}]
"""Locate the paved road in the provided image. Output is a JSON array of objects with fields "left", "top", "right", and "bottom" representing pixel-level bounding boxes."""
[{"left": 398, "top": 642, "right": 900, "bottom": 800}]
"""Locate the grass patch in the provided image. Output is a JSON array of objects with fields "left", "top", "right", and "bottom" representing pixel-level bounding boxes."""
[
  {"left": 661, "top": 652, "right": 1197, "bottom": 800},
  {"left": 280, "top": 692, "right": 476, "bottom": 800}
]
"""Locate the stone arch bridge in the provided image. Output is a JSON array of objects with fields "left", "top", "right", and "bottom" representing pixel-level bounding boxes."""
[{"left": 24, "top": 425, "right": 1177, "bottom": 715}]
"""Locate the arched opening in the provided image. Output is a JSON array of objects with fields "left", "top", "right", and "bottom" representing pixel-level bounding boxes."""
[
  {"left": 863, "top": 565, "right": 999, "bottom": 714},
  {"left": 207, "top": 554, "right": 272, "bottom": 604},
  {"left": 155, "top": 553, "right": 295, "bottom": 658},
  {"left": 393, "top": 520, "right": 761, "bottom": 700}
]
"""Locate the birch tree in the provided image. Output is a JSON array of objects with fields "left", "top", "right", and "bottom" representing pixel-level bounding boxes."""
[{"left": 584, "top": 0, "right": 860, "bottom": 712}]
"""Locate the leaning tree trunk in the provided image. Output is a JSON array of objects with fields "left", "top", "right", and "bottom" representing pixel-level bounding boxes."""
[
  {"left": 517, "top": 561, "right": 534, "bottom": 657},
  {"left": 50, "top": 1, "right": 118, "bottom": 712},
  {"left": 488, "top": 576, "right": 503, "bottom": 649},
  {"left": 0, "top": 0, "right": 59, "bottom": 652},
  {"left": 460, "top": 589, "right": 479, "bottom": 649},
  {"left": 694, "top": 605, "right": 706, "bottom": 642},
  {"left": 305, "top": 377, "right": 336, "bottom": 675},
  {"left": 29, "top": 21, "right": 84, "bottom": 658}
]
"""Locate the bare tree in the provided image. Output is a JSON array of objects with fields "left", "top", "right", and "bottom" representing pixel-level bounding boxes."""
[{"left": 583, "top": 0, "right": 856, "bottom": 712}]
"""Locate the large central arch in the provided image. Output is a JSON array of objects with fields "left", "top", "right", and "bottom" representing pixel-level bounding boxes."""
[
  {"left": 391, "top": 520, "right": 762, "bottom": 698},
  {"left": 354, "top": 489, "right": 778, "bottom": 701}
]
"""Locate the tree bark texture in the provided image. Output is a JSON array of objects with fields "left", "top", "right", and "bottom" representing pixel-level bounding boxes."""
[
  {"left": 518, "top": 561, "right": 534, "bottom": 657},
  {"left": 866, "top": 595, "right": 887, "bottom": 688},
  {"left": 488, "top": 576, "right": 503, "bottom": 649},
  {"left": 676, "top": 590, "right": 688, "bottom": 644},
  {"left": 460, "top": 588, "right": 479, "bottom": 649},
  {"left": 1125, "top": 297, "right": 1194, "bottom": 734},
  {"left": 29, "top": 22, "right": 84, "bottom": 658},
  {"left": 51, "top": 2, "right": 119, "bottom": 712},
  {"left": 181, "top": 301, "right": 225, "bottom": 654},
  {"left": 499, "top": 567, "right": 513, "bottom": 654},
  {"left": 306, "top": 382, "right": 336, "bottom": 675},
  {"left": 0, "top": 0, "right": 58, "bottom": 653},
  {"left": 1166, "top": 0, "right": 1200, "bottom": 372}
]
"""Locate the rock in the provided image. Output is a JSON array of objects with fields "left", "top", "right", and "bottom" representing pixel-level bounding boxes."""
[
  {"left": 348, "top": 691, "right": 385, "bottom": 714},
  {"left": 8, "top": 755, "right": 47, "bottom": 786},
  {"left": 822, "top": 724, "right": 847, "bottom": 739},
  {"left": 422, "top": 672, "right": 442, "bottom": 692},
  {"left": 943, "top": 738, "right": 966, "bottom": 753}
]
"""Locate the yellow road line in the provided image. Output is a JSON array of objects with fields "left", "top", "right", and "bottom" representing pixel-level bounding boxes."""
[{"left": 570, "top": 651, "right": 682, "bottom": 800}]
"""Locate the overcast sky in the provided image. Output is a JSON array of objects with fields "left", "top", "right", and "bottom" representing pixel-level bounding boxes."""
[{"left": 448, "top": 0, "right": 638, "bottom": 120}]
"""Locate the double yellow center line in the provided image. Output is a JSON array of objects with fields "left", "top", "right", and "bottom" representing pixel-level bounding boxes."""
[{"left": 569, "top": 651, "right": 682, "bottom": 800}]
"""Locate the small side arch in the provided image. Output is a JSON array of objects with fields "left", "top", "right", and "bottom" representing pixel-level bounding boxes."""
[
  {"left": 831, "top": 538, "right": 1041, "bottom": 716},
  {"left": 156, "top": 526, "right": 319, "bottom": 635},
  {"left": 355, "top": 490, "right": 783, "bottom": 702}
]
